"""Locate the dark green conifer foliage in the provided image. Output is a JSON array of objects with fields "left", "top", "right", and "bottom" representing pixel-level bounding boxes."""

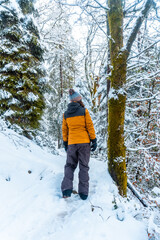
[{"left": 0, "top": 0, "right": 45, "bottom": 133}]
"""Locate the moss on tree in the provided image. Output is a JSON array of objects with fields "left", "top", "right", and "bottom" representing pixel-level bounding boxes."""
[{"left": 107, "top": 0, "right": 127, "bottom": 196}]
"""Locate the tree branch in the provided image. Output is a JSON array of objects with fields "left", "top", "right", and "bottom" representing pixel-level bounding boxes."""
[
  {"left": 128, "top": 39, "right": 160, "bottom": 61},
  {"left": 123, "top": 1, "right": 143, "bottom": 16},
  {"left": 127, "top": 180, "right": 148, "bottom": 207},
  {"left": 86, "top": 4, "right": 101, "bottom": 9},
  {"left": 81, "top": 6, "right": 107, "bottom": 37},
  {"left": 154, "top": 5, "right": 160, "bottom": 19},
  {"left": 93, "top": 0, "right": 109, "bottom": 10},
  {"left": 126, "top": 0, "right": 155, "bottom": 55},
  {"left": 0, "top": 4, "right": 17, "bottom": 17},
  {"left": 0, "top": 0, "right": 8, "bottom": 5},
  {"left": 126, "top": 92, "right": 159, "bottom": 102}
]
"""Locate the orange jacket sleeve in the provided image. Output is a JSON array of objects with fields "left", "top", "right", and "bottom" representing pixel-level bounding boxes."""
[
  {"left": 85, "top": 109, "right": 96, "bottom": 140},
  {"left": 62, "top": 114, "right": 68, "bottom": 142}
]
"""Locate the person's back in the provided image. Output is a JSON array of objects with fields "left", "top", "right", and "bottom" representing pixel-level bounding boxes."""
[
  {"left": 63, "top": 101, "right": 95, "bottom": 145},
  {"left": 61, "top": 89, "right": 97, "bottom": 200}
]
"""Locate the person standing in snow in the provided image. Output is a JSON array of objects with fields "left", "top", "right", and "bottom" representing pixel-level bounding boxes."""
[{"left": 61, "top": 89, "right": 97, "bottom": 200}]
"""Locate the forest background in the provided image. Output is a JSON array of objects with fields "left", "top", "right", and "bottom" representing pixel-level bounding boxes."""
[{"left": 0, "top": 0, "right": 160, "bottom": 236}]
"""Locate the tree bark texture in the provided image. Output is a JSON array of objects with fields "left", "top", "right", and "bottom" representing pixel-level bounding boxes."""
[
  {"left": 107, "top": 0, "right": 154, "bottom": 196},
  {"left": 107, "top": 0, "right": 127, "bottom": 196},
  {"left": 60, "top": 59, "right": 63, "bottom": 98}
]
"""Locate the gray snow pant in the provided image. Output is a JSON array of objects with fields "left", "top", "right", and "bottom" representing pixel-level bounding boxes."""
[{"left": 61, "top": 143, "right": 90, "bottom": 195}]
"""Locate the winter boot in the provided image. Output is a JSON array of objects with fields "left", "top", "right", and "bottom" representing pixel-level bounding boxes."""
[
  {"left": 62, "top": 189, "right": 72, "bottom": 198},
  {"left": 79, "top": 193, "right": 88, "bottom": 200}
]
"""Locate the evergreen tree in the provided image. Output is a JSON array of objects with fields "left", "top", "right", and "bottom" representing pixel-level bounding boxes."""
[
  {"left": 0, "top": 0, "right": 45, "bottom": 136},
  {"left": 35, "top": 0, "right": 78, "bottom": 148}
]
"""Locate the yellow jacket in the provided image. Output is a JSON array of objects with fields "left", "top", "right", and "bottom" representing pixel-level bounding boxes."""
[{"left": 62, "top": 102, "right": 96, "bottom": 145}]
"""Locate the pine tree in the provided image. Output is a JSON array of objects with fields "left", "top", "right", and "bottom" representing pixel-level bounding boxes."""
[
  {"left": 35, "top": 1, "right": 78, "bottom": 148},
  {"left": 0, "top": 0, "right": 45, "bottom": 136}
]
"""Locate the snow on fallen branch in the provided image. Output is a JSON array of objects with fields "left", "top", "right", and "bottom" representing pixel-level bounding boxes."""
[{"left": 127, "top": 179, "right": 148, "bottom": 207}]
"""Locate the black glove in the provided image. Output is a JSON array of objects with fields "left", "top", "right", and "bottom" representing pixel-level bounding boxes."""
[
  {"left": 63, "top": 141, "right": 68, "bottom": 152},
  {"left": 91, "top": 138, "right": 97, "bottom": 152}
]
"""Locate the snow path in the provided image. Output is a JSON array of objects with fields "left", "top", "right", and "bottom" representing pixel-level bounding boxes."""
[{"left": 0, "top": 129, "right": 148, "bottom": 240}]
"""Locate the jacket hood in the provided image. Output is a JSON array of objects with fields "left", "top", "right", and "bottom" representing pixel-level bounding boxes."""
[{"left": 67, "top": 102, "right": 81, "bottom": 114}]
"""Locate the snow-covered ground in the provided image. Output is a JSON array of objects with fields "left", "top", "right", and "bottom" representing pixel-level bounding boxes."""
[{"left": 0, "top": 125, "right": 152, "bottom": 240}]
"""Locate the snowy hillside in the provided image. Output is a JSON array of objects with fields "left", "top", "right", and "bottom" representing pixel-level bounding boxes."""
[{"left": 0, "top": 124, "right": 150, "bottom": 240}]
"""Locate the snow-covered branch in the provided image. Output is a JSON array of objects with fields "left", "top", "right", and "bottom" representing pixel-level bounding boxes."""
[
  {"left": 92, "top": 0, "right": 109, "bottom": 10},
  {"left": 127, "top": 179, "right": 148, "bottom": 207},
  {"left": 123, "top": 1, "right": 143, "bottom": 16},
  {"left": 0, "top": 3, "right": 17, "bottom": 16},
  {"left": 82, "top": 7, "right": 107, "bottom": 36},
  {"left": 127, "top": 143, "right": 159, "bottom": 151},
  {"left": 153, "top": 3, "right": 160, "bottom": 19},
  {"left": 127, "top": 70, "right": 160, "bottom": 88},
  {"left": 126, "top": 0, "right": 155, "bottom": 55},
  {"left": 127, "top": 93, "right": 159, "bottom": 102},
  {"left": 57, "top": 0, "right": 108, "bottom": 10},
  {"left": 0, "top": 0, "right": 7, "bottom": 5},
  {"left": 128, "top": 39, "right": 160, "bottom": 61}
]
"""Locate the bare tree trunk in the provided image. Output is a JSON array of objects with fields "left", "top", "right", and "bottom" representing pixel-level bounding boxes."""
[
  {"left": 107, "top": 0, "right": 154, "bottom": 196},
  {"left": 106, "top": 19, "right": 111, "bottom": 123},
  {"left": 60, "top": 58, "right": 63, "bottom": 98},
  {"left": 59, "top": 44, "right": 63, "bottom": 98},
  {"left": 107, "top": 0, "right": 127, "bottom": 196},
  {"left": 58, "top": 127, "right": 61, "bottom": 149}
]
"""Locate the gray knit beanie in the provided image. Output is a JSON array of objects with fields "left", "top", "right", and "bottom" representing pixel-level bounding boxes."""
[{"left": 69, "top": 89, "right": 82, "bottom": 102}]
